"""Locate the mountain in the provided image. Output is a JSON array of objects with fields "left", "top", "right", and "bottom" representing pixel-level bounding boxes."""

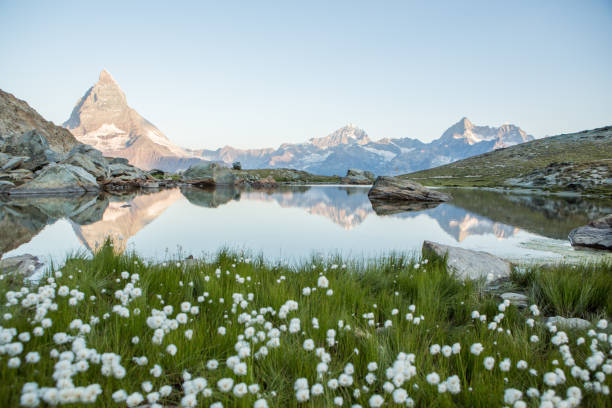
[
  {"left": 1, "top": 89, "right": 78, "bottom": 154},
  {"left": 402, "top": 125, "right": 612, "bottom": 196},
  {"left": 64, "top": 70, "right": 208, "bottom": 171},
  {"left": 64, "top": 70, "right": 535, "bottom": 175},
  {"left": 191, "top": 118, "right": 533, "bottom": 176}
]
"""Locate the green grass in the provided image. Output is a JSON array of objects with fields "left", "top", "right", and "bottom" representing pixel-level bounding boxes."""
[
  {"left": 234, "top": 168, "right": 342, "bottom": 184},
  {"left": 0, "top": 244, "right": 610, "bottom": 407}
]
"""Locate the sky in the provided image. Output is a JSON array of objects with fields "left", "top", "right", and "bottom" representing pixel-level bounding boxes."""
[{"left": 0, "top": 0, "right": 611, "bottom": 150}]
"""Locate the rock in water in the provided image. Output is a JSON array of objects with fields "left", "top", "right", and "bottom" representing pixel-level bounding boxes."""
[
  {"left": 183, "top": 163, "right": 235, "bottom": 186},
  {"left": 568, "top": 214, "right": 612, "bottom": 250},
  {"left": 10, "top": 163, "right": 99, "bottom": 194},
  {"left": 368, "top": 176, "right": 452, "bottom": 202},
  {"left": 422, "top": 240, "right": 512, "bottom": 281}
]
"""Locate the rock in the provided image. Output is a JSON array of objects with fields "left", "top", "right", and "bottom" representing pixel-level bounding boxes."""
[
  {"left": 3, "top": 169, "right": 34, "bottom": 184},
  {"left": 61, "top": 144, "right": 110, "bottom": 180},
  {"left": 368, "top": 176, "right": 452, "bottom": 202},
  {"left": 500, "top": 292, "right": 529, "bottom": 308},
  {"left": 2, "top": 130, "right": 63, "bottom": 170},
  {"left": 0, "top": 180, "right": 15, "bottom": 192},
  {"left": 183, "top": 163, "right": 235, "bottom": 186},
  {"left": 568, "top": 214, "right": 612, "bottom": 250},
  {"left": 546, "top": 316, "right": 591, "bottom": 330},
  {"left": 0, "top": 254, "right": 43, "bottom": 277},
  {"left": 341, "top": 168, "right": 375, "bottom": 185},
  {"left": 10, "top": 163, "right": 99, "bottom": 195},
  {"left": 1, "top": 155, "right": 28, "bottom": 171},
  {"left": 141, "top": 181, "right": 160, "bottom": 189},
  {"left": 232, "top": 161, "right": 242, "bottom": 170},
  {"left": 251, "top": 176, "right": 278, "bottom": 188},
  {"left": 422, "top": 240, "right": 512, "bottom": 281},
  {"left": 149, "top": 168, "right": 166, "bottom": 178}
]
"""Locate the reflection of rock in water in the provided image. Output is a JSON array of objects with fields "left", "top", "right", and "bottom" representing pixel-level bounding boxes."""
[
  {"left": 180, "top": 186, "right": 240, "bottom": 208},
  {"left": 443, "top": 188, "right": 612, "bottom": 240},
  {"left": 370, "top": 200, "right": 441, "bottom": 215},
  {"left": 242, "top": 187, "right": 373, "bottom": 230},
  {"left": 0, "top": 194, "right": 108, "bottom": 256},
  {"left": 71, "top": 189, "right": 183, "bottom": 253}
]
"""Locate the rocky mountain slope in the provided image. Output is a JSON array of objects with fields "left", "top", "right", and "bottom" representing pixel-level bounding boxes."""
[
  {"left": 64, "top": 70, "right": 207, "bottom": 171},
  {"left": 62, "top": 71, "right": 534, "bottom": 174},
  {"left": 192, "top": 118, "right": 533, "bottom": 176},
  {"left": 1, "top": 89, "right": 78, "bottom": 154},
  {"left": 0, "top": 87, "right": 153, "bottom": 194},
  {"left": 403, "top": 126, "right": 612, "bottom": 195}
]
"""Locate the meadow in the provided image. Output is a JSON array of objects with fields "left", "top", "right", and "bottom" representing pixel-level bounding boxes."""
[{"left": 0, "top": 243, "right": 610, "bottom": 407}]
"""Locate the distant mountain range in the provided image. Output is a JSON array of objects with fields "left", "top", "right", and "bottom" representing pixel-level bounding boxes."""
[{"left": 64, "top": 70, "right": 534, "bottom": 174}]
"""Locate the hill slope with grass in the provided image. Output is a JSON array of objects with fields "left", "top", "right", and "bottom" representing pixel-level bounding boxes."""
[{"left": 402, "top": 126, "right": 612, "bottom": 196}]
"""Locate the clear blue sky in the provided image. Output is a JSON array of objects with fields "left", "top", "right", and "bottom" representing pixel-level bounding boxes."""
[{"left": 1, "top": 0, "right": 611, "bottom": 149}]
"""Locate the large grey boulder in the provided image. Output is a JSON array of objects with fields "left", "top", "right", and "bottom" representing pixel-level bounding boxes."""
[
  {"left": 10, "top": 163, "right": 99, "bottom": 195},
  {"left": 568, "top": 214, "right": 612, "bottom": 250},
  {"left": 61, "top": 144, "right": 110, "bottom": 180},
  {"left": 1, "top": 155, "right": 29, "bottom": 171},
  {"left": 2, "top": 130, "right": 63, "bottom": 170},
  {"left": 0, "top": 254, "right": 43, "bottom": 278},
  {"left": 183, "top": 163, "right": 235, "bottom": 186},
  {"left": 422, "top": 240, "right": 512, "bottom": 281},
  {"left": 368, "top": 176, "right": 452, "bottom": 202},
  {"left": 342, "top": 168, "right": 375, "bottom": 185}
]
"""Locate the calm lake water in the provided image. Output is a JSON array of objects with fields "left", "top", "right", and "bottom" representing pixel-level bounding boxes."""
[{"left": 1, "top": 185, "right": 611, "bottom": 265}]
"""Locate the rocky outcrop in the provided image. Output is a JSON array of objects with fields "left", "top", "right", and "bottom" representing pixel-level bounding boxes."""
[
  {"left": 0, "top": 87, "right": 156, "bottom": 195},
  {"left": 251, "top": 176, "right": 278, "bottom": 189},
  {"left": 182, "top": 163, "right": 235, "bottom": 186},
  {"left": 10, "top": 163, "right": 99, "bottom": 195},
  {"left": 341, "top": 169, "right": 375, "bottom": 185},
  {"left": 0, "top": 254, "right": 43, "bottom": 278},
  {"left": 368, "top": 177, "right": 452, "bottom": 202},
  {"left": 0, "top": 89, "right": 78, "bottom": 154},
  {"left": 568, "top": 214, "right": 612, "bottom": 250},
  {"left": 422, "top": 240, "right": 512, "bottom": 281}
]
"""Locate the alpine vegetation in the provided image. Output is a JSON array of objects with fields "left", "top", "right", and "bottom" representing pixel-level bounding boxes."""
[{"left": 0, "top": 243, "right": 610, "bottom": 407}]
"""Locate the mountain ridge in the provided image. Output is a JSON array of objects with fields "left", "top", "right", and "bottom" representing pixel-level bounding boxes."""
[{"left": 63, "top": 70, "right": 535, "bottom": 174}]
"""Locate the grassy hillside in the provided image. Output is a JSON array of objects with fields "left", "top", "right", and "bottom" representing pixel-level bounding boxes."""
[{"left": 402, "top": 126, "right": 612, "bottom": 195}]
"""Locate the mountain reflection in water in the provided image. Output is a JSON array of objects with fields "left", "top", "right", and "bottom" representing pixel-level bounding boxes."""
[{"left": 1, "top": 186, "right": 610, "bottom": 263}]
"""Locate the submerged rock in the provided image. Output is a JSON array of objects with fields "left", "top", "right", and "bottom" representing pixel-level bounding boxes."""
[
  {"left": 568, "top": 214, "right": 612, "bottom": 250},
  {"left": 368, "top": 176, "right": 452, "bottom": 202},
  {"left": 10, "top": 163, "right": 99, "bottom": 195},
  {"left": 370, "top": 200, "right": 441, "bottom": 215},
  {"left": 422, "top": 240, "right": 512, "bottom": 281}
]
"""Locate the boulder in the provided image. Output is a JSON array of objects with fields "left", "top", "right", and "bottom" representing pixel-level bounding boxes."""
[
  {"left": 341, "top": 168, "right": 375, "bottom": 185},
  {"left": 546, "top": 316, "right": 591, "bottom": 330},
  {"left": 0, "top": 254, "right": 43, "bottom": 277},
  {"left": 1, "top": 155, "right": 29, "bottom": 171},
  {"left": 10, "top": 163, "right": 99, "bottom": 195},
  {"left": 3, "top": 168, "right": 34, "bottom": 184},
  {"left": 61, "top": 144, "right": 110, "bottom": 180},
  {"left": 232, "top": 161, "right": 242, "bottom": 170},
  {"left": 0, "top": 180, "right": 14, "bottom": 192},
  {"left": 2, "top": 130, "right": 63, "bottom": 170},
  {"left": 422, "top": 240, "right": 512, "bottom": 281},
  {"left": 183, "top": 163, "right": 235, "bottom": 186},
  {"left": 568, "top": 214, "right": 612, "bottom": 250},
  {"left": 368, "top": 176, "right": 452, "bottom": 202},
  {"left": 500, "top": 292, "right": 529, "bottom": 308}
]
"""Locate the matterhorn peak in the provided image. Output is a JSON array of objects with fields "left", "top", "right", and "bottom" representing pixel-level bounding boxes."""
[{"left": 98, "top": 69, "right": 117, "bottom": 84}]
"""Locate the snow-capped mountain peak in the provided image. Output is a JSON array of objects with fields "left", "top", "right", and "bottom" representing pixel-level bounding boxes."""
[{"left": 309, "top": 124, "right": 371, "bottom": 149}]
